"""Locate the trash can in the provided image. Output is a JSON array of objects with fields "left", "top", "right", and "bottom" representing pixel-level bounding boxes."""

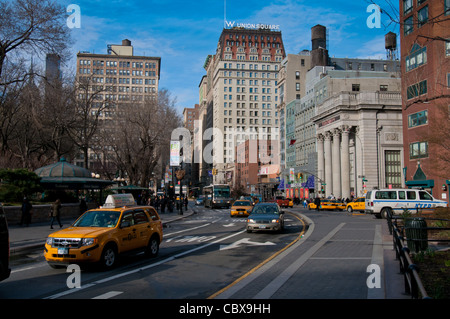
[{"left": 405, "top": 217, "right": 428, "bottom": 253}]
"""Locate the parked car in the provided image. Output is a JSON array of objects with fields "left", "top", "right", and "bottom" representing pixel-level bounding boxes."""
[
  {"left": 346, "top": 197, "right": 365, "bottom": 213},
  {"left": 246, "top": 203, "right": 284, "bottom": 233},
  {"left": 0, "top": 203, "right": 10, "bottom": 282},
  {"left": 230, "top": 200, "right": 253, "bottom": 217}
]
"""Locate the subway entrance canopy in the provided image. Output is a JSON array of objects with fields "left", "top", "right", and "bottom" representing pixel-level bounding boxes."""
[{"left": 34, "top": 157, "right": 114, "bottom": 190}]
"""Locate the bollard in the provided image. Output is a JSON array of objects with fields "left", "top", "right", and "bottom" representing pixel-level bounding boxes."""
[{"left": 405, "top": 217, "right": 428, "bottom": 253}]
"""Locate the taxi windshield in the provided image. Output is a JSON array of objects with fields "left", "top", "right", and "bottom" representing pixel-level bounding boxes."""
[
  {"left": 73, "top": 211, "right": 121, "bottom": 228},
  {"left": 233, "top": 201, "right": 251, "bottom": 206}
]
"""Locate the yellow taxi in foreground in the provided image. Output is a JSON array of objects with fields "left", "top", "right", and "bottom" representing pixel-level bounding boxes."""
[
  {"left": 230, "top": 200, "right": 253, "bottom": 217},
  {"left": 44, "top": 194, "right": 163, "bottom": 269},
  {"left": 346, "top": 197, "right": 365, "bottom": 213}
]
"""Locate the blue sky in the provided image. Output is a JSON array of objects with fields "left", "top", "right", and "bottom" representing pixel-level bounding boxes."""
[{"left": 61, "top": 0, "right": 400, "bottom": 113}]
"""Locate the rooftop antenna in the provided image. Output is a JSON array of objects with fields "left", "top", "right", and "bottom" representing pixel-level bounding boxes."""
[{"left": 224, "top": 0, "right": 226, "bottom": 28}]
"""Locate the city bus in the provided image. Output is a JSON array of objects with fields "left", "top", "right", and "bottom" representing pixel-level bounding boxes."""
[{"left": 203, "top": 184, "right": 232, "bottom": 208}]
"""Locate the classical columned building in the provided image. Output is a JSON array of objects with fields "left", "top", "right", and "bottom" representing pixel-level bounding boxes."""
[{"left": 314, "top": 91, "right": 404, "bottom": 199}]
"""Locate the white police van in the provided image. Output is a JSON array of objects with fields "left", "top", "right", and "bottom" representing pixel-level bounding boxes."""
[{"left": 365, "top": 188, "right": 447, "bottom": 219}]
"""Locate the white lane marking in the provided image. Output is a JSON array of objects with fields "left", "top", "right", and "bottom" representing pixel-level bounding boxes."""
[
  {"left": 92, "top": 291, "right": 123, "bottom": 299},
  {"left": 220, "top": 238, "right": 276, "bottom": 251}
]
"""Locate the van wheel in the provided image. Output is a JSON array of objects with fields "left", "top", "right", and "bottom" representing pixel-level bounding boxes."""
[
  {"left": 100, "top": 244, "right": 118, "bottom": 269},
  {"left": 146, "top": 235, "right": 160, "bottom": 257},
  {"left": 381, "top": 208, "right": 391, "bottom": 219}
]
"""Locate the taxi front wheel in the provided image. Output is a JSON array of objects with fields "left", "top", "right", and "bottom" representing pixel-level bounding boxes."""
[{"left": 100, "top": 244, "right": 118, "bottom": 269}]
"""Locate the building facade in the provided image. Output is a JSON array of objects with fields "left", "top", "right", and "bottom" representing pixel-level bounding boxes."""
[
  {"left": 203, "top": 27, "right": 286, "bottom": 185},
  {"left": 280, "top": 25, "right": 403, "bottom": 200},
  {"left": 400, "top": 0, "right": 450, "bottom": 203},
  {"left": 75, "top": 39, "right": 161, "bottom": 171}
]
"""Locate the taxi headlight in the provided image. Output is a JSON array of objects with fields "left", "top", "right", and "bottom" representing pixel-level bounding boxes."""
[
  {"left": 46, "top": 237, "right": 53, "bottom": 245},
  {"left": 81, "top": 238, "right": 97, "bottom": 246}
]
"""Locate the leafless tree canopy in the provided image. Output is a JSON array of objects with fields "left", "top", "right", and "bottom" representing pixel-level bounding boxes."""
[{"left": 98, "top": 89, "right": 182, "bottom": 186}]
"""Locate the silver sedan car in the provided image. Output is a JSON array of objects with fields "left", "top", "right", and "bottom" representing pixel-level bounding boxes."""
[{"left": 246, "top": 203, "right": 285, "bottom": 233}]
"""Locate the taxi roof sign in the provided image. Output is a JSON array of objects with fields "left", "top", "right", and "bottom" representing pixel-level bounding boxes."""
[{"left": 103, "top": 193, "right": 136, "bottom": 208}]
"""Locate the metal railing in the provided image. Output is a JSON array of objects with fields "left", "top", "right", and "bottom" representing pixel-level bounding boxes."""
[{"left": 386, "top": 209, "right": 450, "bottom": 299}]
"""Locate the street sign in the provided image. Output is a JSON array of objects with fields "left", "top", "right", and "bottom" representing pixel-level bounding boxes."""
[{"left": 170, "top": 140, "right": 180, "bottom": 166}]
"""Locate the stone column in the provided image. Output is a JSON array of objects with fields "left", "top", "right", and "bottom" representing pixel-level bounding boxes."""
[
  {"left": 355, "top": 126, "right": 363, "bottom": 196},
  {"left": 324, "top": 131, "right": 332, "bottom": 198},
  {"left": 317, "top": 134, "right": 324, "bottom": 192},
  {"left": 340, "top": 125, "right": 350, "bottom": 200},
  {"left": 332, "top": 128, "right": 341, "bottom": 198}
]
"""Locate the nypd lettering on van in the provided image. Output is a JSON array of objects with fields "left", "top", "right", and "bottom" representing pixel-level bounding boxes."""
[{"left": 365, "top": 189, "right": 447, "bottom": 218}]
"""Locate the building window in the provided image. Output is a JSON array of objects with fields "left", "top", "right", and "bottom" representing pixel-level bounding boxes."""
[
  {"left": 385, "top": 150, "right": 402, "bottom": 188},
  {"left": 406, "top": 80, "right": 427, "bottom": 99},
  {"left": 404, "top": 16, "right": 414, "bottom": 35},
  {"left": 446, "top": 0, "right": 450, "bottom": 15},
  {"left": 408, "top": 110, "right": 428, "bottom": 128},
  {"left": 446, "top": 40, "right": 450, "bottom": 56},
  {"left": 380, "top": 85, "right": 388, "bottom": 91},
  {"left": 352, "top": 84, "right": 360, "bottom": 92},
  {"left": 403, "top": 0, "right": 413, "bottom": 15},
  {"left": 417, "top": 6, "right": 428, "bottom": 27},
  {"left": 405, "top": 44, "right": 427, "bottom": 71},
  {"left": 409, "top": 141, "right": 428, "bottom": 159}
]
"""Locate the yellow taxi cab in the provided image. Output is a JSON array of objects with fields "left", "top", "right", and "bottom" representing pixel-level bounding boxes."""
[
  {"left": 287, "top": 198, "right": 294, "bottom": 207},
  {"left": 331, "top": 200, "right": 346, "bottom": 211},
  {"left": 346, "top": 197, "right": 366, "bottom": 213},
  {"left": 230, "top": 200, "right": 253, "bottom": 217},
  {"left": 44, "top": 194, "right": 163, "bottom": 269},
  {"left": 308, "top": 199, "right": 336, "bottom": 210}
]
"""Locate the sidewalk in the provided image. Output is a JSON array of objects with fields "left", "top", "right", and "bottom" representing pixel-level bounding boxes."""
[{"left": 8, "top": 208, "right": 195, "bottom": 255}]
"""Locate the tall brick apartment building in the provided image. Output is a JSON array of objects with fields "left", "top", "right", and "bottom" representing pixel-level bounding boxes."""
[{"left": 400, "top": 0, "right": 450, "bottom": 203}]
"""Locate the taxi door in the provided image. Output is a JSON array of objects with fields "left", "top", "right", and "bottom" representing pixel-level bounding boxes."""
[
  {"left": 355, "top": 197, "right": 365, "bottom": 211},
  {"left": 132, "top": 209, "right": 151, "bottom": 249},
  {"left": 117, "top": 210, "right": 139, "bottom": 252},
  {"left": 146, "top": 207, "right": 162, "bottom": 240}
]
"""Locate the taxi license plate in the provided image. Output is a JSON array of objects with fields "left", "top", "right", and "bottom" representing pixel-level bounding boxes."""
[
  {"left": 259, "top": 225, "right": 266, "bottom": 229},
  {"left": 239, "top": 212, "right": 243, "bottom": 215},
  {"left": 58, "top": 248, "right": 69, "bottom": 255}
]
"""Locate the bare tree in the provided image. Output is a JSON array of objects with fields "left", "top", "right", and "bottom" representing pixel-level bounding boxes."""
[
  {"left": 65, "top": 75, "right": 108, "bottom": 169},
  {"left": 103, "top": 89, "right": 182, "bottom": 186},
  {"left": 0, "top": 0, "right": 72, "bottom": 164},
  {"left": 0, "top": 0, "right": 71, "bottom": 83}
]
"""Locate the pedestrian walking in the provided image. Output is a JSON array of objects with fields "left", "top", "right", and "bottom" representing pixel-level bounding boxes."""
[
  {"left": 79, "top": 198, "right": 87, "bottom": 215},
  {"left": 20, "top": 197, "right": 33, "bottom": 226},
  {"left": 50, "top": 199, "right": 63, "bottom": 229},
  {"left": 314, "top": 196, "right": 321, "bottom": 211},
  {"left": 184, "top": 195, "right": 188, "bottom": 210}
]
